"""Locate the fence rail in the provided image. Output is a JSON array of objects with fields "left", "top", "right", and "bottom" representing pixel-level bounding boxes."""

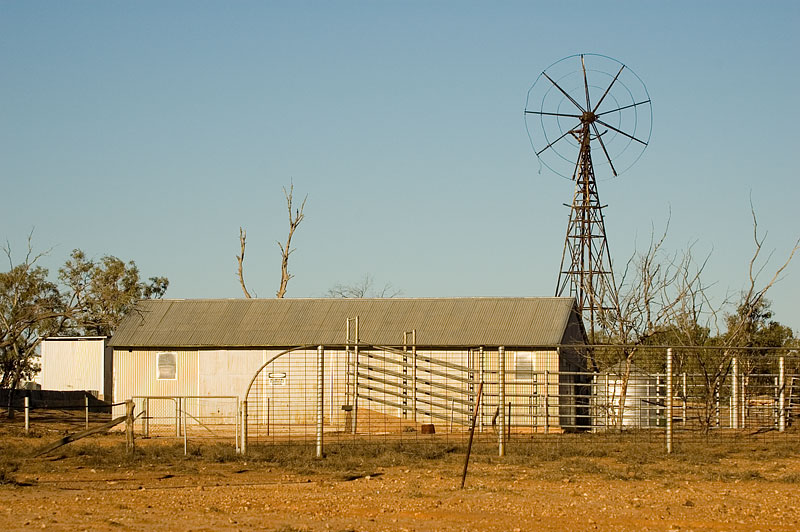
[
  {"left": 239, "top": 345, "right": 800, "bottom": 456},
  {"left": 129, "top": 395, "right": 239, "bottom": 451}
]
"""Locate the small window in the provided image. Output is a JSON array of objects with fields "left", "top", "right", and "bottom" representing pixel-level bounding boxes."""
[
  {"left": 515, "top": 352, "right": 535, "bottom": 380},
  {"left": 157, "top": 352, "right": 177, "bottom": 380}
]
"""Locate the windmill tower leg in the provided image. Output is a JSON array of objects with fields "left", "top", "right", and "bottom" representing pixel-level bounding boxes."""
[{"left": 556, "top": 132, "right": 616, "bottom": 344}]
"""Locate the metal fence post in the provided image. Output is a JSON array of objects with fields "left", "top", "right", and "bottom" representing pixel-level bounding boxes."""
[
  {"left": 498, "top": 346, "right": 505, "bottom": 457},
  {"left": 235, "top": 398, "right": 239, "bottom": 453},
  {"left": 412, "top": 329, "right": 417, "bottom": 424},
  {"left": 352, "top": 317, "right": 360, "bottom": 434},
  {"left": 175, "top": 398, "right": 181, "bottom": 437},
  {"left": 241, "top": 400, "right": 248, "bottom": 455},
  {"left": 183, "top": 399, "right": 188, "bottom": 456},
  {"left": 604, "top": 372, "right": 609, "bottom": 429},
  {"left": 666, "top": 348, "right": 673, "bottom": 454},
  {"left": 732, "top": 357, "right": 739, "bottom": 430},
  {"left": 144, "top": 397, "right": 150, "bottom": 438},
  {"left": 317, "top": 345, "right": 324, "bottom": 458},
  {"left": 779, "top": 356, "right": 786, "bottom": 432},
  {"left": 479, "top": 346, "right": 484, "bottom": 433},
  {"left": 24, "top": 396, "right": 30, "bottom": 435},
  {"left": 682, "top": 372, "right": 687, "bottom": 425},
  {"left": 85, "top": 395, "right": 89, "bottom": 430},
  {"left": 544, "top": 369, "right": 550, "bottom": 434}
]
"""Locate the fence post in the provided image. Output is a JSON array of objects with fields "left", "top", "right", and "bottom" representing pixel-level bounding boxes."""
[
  {"left": 85, "top": 395, "right": 89, "bottom": 430},
  {"left": 24, "top": 396, "right": 30, "bottom": 435},
  {"left": 125, "top": 400, "right": 135, "bottom": 454},
  {"left": 682, "top": 372, "right": 687, "bottom": 425},
  {"left": 352, "top": 318, "right": 360, "bottom": 434},
  {"left": 498, "top": 346, "right": 505, "bottom": 457},
  {"left": 732, "top": 357, "right": 739, "bottom": 429},
  {"left": 412, "top": 329, "right": 417, "bottom": 424},
  {"left": 317, "top": 345, "right": 325, "bottom": 459},
  {"left": 235, "top": 398, "right": 239, "bottom": 453},
  {"left": 479, "top": 346, "right": 484, "bottom": 433},
  {"left": 241, "top": 400, "right": 248, "bottom": 455},
  {"left": 175, "top": 398, "right": 181, "bottom": 437},
  {"left": 604, "top": 372, "right": 609, "bottom": 429},
  {"left": 144, "top": 397, "right": 150, "bottom": 438},
  {"left": 183, "top": 399, "right": 188, "bottom": 456},
  {"left": 544, "top": 369, "right": 550, "bottom": 434},
  {"left": 779, "top": 356, "right": 786, "bottom": 432},
  {"left": 666, "top": 348, "right": 673, "bottom": 454}
]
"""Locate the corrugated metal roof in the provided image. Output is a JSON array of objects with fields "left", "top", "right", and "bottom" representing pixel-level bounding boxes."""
[{"left": 109, "top": 297, "right": 583, "bottom": 348}]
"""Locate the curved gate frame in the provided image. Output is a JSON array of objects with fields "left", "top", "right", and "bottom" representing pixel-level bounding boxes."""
[
  {"left": 240, "top": 345, "right": 319, "bottom": 455},
  {"left": 238, "top": 342, "right": 482, "bottom": 456}
]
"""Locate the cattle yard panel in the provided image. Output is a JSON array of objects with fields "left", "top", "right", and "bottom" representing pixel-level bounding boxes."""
[{"left": 240, "top": 345, "right": 800, "bottom": 456}]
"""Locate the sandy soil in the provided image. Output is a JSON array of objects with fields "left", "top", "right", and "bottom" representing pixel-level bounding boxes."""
[
  {"left": 3, "top": 459, "right": 800, "bottom": 531},
  {"left": 2, "top": 413, "right": 800, "bottom": 531}
]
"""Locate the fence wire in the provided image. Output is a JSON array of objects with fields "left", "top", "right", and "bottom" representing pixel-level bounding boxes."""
[{"left": 123, "top": 345, "right": 800, "bottom": 455}]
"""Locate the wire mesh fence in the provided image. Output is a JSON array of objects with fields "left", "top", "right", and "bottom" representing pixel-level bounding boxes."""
[
  {"left": 127, "top": 396, "right": 239, "bottom": 449},
  {"left": 238, "top": 344, "right": 800, "bottom": 455},
  {"left": 0, "top": 390, "right": 112, "bottom": 434}
]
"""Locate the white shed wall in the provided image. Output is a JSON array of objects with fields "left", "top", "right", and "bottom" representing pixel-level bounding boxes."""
[
  {"left": 112, "top": 346, "right": 579, "bottom": 430},
  {"left": 40, "top": 338, "right": 111, "bottom": 400}
]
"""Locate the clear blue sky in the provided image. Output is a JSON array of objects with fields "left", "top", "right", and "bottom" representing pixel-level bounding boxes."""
[{"left": 2, "top": 1, "right": 799, "bottom": 333}]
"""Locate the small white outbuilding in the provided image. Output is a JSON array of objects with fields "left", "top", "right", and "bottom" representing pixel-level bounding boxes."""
[{"left": 39, "top": 336, "right": 112, "bottom": 401}]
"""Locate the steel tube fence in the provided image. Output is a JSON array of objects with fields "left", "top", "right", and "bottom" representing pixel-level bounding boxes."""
[
  {"left": 237, "top": 345, "right": 800, "bottom": 455},
  {"left": 131, "top": 395, "right": 239, "bottom": 448}
]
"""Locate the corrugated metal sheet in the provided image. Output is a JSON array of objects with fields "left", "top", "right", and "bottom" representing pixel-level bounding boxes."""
[
  {"left": 40, "top": 338, "right": 108, "bottom": 397},
  {"left": 113, "top": 349, "right": 199, "bottom": 415},
  {"left": 110, "top": 297, "right": 582, "bottom": 348}
]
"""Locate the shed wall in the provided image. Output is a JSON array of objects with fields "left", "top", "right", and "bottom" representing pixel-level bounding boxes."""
[
  {"left": 113, "top": 346, "right": 582, "bottom": 432},
  {"left": 40, "top": 338, "right": 111, "bottom": 400}
]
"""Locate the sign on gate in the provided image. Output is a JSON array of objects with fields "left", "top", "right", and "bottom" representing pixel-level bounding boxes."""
[{"left": 268, "top": 372, "right": 287, "bottom": 386}]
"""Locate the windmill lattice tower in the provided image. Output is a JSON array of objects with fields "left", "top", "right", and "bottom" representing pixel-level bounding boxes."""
[
  {"left": 525, "top": 54, "right": 652, "bottom": 341},
  {"left": 556, "top": 124, "right": 615, "bottom": 342}
]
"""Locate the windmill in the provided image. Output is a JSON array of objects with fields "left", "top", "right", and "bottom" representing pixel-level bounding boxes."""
[{"left": 524, "top": 54, "right": 652, "bottom": 341}]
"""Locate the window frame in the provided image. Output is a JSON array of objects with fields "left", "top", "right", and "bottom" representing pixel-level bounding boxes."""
[
  {"left": 514, "top": 351, "right": 536, "bottom": 381},
  {"left": 156, "top": 352, "right": 178, "bottom": 381}
]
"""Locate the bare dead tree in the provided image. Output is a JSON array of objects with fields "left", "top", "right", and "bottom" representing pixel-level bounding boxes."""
[
  {"left": 326, "top": 274, "right": 402, "bottom": 298},
  {"left": 236, "top": 227, "right": 252, "bottom": 298},
  {"left": 597, "top": 215, "right": 713, "bottom": 428},
  {"left": 687, "top": 206, "right": 800, "bottom": 430},
  {"left": 276, "top": 183, "right": 307, "bottom": 298},
  {"left": 236, "top": 183, "right": 307, "bottom": 299},
  {"left": 600, "top": 204, "right": 799, "bottom": 431}
]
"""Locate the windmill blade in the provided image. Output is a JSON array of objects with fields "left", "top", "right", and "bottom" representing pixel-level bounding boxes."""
[
  {"left": 592, "top": 64, "right": 625, "bottom": 113},
  {"left": 591, "top": 123, "right": 618, "bottom": 177},
  {"left": 542, "top": 71, "right": 586, "bottom": 113},
  {"left": 536, "top": 126, "right": 580, "bottom": 156},
  {"left": 595, "top": 118, "right": 649, "bottom": 146},
  {"left": 524, "top": 110, "right": 582, "bottom": 118},
  {"left": 596, "top": 99, "right": 651, "bottom": 117},
  {"left": 581, "top": 55, "right": 592, "bottom": 111}
]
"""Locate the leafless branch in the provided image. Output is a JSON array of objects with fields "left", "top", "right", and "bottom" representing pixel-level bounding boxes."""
[
  {"left": 276, "top": 183, "right": 307, "bottom": 298},
  {"left": 327, "top": 274, "right": 402, "bottom": 298},
  {"left": 236, "top": 227, "right": 252, "bottom": 299}
]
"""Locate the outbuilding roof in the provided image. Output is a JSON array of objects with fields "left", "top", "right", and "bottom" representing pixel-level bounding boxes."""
[{"left": 109, "top": 297, "right": 584, "bottom": 348}]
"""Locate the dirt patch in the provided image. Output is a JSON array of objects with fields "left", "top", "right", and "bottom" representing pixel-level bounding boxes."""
[{"left": 2, "top": 418, "right": 800, "bottom": 531}]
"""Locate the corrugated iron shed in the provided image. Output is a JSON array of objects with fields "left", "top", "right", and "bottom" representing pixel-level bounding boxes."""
[{"left": 109, "top": 297, "right": 583, "bottom": 348}]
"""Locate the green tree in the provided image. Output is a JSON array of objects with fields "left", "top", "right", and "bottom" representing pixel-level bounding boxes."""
[
  {"left": 0, "top": 241, "right": 68, "bottom": 415},
  {"left": 59, "top": 249, "right": 168, "bottom": 336},
  {"left": 1, "top": 240, "right": 169, "bottom": 417}
]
